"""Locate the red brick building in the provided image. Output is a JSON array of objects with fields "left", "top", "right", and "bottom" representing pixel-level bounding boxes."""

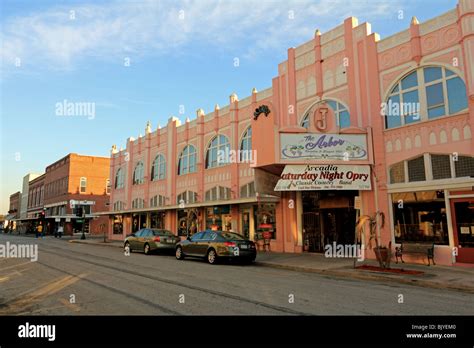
[
  {"left": 27, "top": 174, "right": 45, "bottom": 219},
  {"left": 43, "top": 153, "right": 110, "bottom": 236},
  {"left": 7, "top": 191, "right": 21, "bottom": 230}
]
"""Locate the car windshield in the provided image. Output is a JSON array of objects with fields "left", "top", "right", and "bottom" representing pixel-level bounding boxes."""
[
  {"left": 151, "top": 229, "right": 173, "bottom": 236},
  {"left": 220, "top": 232, "right": 245, "bottom": 240}
]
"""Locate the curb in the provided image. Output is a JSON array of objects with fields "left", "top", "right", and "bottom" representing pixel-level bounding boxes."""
[{"left": 255, "top": 262, "right": 474, "bottom": 294}]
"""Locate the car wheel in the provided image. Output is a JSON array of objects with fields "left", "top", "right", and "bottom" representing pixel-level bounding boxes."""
[
  {"left": 124, "top": 242, "right": 132, "bottom": 253},
  {"left": 175, "top": 246, "right": 184, "bottom": 260},
  {"left": 144, "top": 243, "right": 151, "bottom": 255},
  {"left": 207, "top": 249, "right": 218, "bottom": 265}
]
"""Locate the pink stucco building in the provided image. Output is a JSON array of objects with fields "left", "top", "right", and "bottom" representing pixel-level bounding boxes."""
[{"left": 106, "top": 0, "right": 474, "bottom": 265}]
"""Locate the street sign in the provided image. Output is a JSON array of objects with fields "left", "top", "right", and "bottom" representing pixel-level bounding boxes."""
[{"left": 70, "top": 200, "right": 96, "bottom": 208}]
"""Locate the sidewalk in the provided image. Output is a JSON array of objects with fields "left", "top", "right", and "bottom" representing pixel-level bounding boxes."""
[{"left": 67, "top": 237, "right": 474, "bottom": 294}]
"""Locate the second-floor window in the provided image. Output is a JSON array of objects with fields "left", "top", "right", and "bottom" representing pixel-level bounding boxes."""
[
  {"left": 115, "top": 168, "right": 125, "bottom": 189},
  {"left": 133, "top": 161, "right": 144, "bottom": 185},
  {"left": 385, "top": 66, "right": 468, "bottom": 129},
  {"left": 80, "top": 177, "right": 87, "bottom": 193},
  {"left": 151, "top": 154, "right": 166, "bottom": 181}
]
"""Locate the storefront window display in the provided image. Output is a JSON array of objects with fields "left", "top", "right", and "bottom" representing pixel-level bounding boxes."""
[
  {"left": 205, "top": 206, "right": 230, "bottom": 231},
  {"left": 254, "top": 204, "right": 276, "bottom": 240},
  {"left": 150, "top": 212, "right": 165, "bottom": 229},
  {"left": 178, "top": 209, "right": 199, "bottom": 236},
  {"left": 113, "top": 215, "right": 123, "bottom": 234},
  {"left": 392, "top": 190, "right": 448, "bottom": 245}
]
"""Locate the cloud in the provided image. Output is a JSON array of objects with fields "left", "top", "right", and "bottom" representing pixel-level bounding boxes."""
[{"left": 1, "top": 0, "right": 405, "bottom": 70}]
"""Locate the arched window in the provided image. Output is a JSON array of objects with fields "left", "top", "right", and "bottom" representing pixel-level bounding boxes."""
[
  {"left": 384, "top": 66, "right": 468, "bottom": 129},
  {"left": 151, "top": 154, "right": 166, "bottom": 181},
  {"left": 115, "top": 167, "right": 125, "bottom": 189},
  {"left": 206, "top": 135, "right": 230, "bottom": 169},
  {"left": 133, "top": 161, "right": 144, "bottom": 185},
  {"left": 205, "top": 186, "right": 231, "bottom": 201},
  {"left": 177, "top": 191, "right": 198, "bottom": 204},
  {"left": 178, "top": 145, "right": 197, "bottom": 175},
  {"left": 240, "top": 127, "right": 252, "bottom": 162},
  {"left": 300, "top": 100, "right": 350, "bottom": 129}
]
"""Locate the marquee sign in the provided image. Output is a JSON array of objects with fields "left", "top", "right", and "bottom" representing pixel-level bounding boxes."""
[
  {"left": 274, "top": 164, "right": 371, "bottom": 191},
  {"left": 280, "top": 133, "right": 367, "bottom": 161}
]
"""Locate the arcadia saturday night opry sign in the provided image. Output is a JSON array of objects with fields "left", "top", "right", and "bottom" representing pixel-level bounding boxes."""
[
  {"left": 274, "top": 164, "right": 371, "bottom": 191},
  {"left": 280, "top": 133, "right": 368, "bottom": 160}
]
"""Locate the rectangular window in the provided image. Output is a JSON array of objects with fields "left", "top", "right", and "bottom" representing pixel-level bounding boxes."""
[
  {"left": 80, "top": 178, "right": 87, "bottom": 193},
  {"left": 390, "top": 162, "right": 405, "bottom": 184},
  {"left": 386, "top": 95, "right": 402, "bottom": 129},
  {"left": 455, "top": 156, "right": 474, "bottom": 178},
  {"left": 407, "top": 157, "right": 426, "bottom": 182},
  {"left": 426, "top": 83, "right": 445, "bottom": 119},
  {"left": 423, "top": 67, "right": 442, "bottom": 83},
  {"left": 431, "top": 155, "right": 451, "bottom": 180},
  {"left": 402, "top": 90, "right": 420, "bottom": 124},
  {"left": 392, "top": 191, "right": 448, "bottom": 245}
]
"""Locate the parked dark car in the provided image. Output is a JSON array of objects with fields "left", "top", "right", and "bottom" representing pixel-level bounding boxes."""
[
  {"left": 175, "top": 230, "right": 256, "bottom": 264},
  {"left": 124, "top": 228, "right": 180, "bottom": 255}
]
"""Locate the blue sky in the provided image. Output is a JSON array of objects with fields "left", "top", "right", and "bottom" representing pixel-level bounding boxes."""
[{"left": 0, "top": 0, "right": 458, "bottom": 213}]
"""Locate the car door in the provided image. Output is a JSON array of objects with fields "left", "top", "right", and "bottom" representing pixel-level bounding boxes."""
[
  {"left": 140, "top": 229, "right": 152, "bottom": 249},
  {"left": 129, "top": 230, "right": 141, "bottom": 250},
  {"left": 134, "top": 229, "right": 148, "bottom": 250},
  {"left": 195, "top": 231, "right": 214, "bottom": 257},
  {"left": 184, "top": 232, "right": 204, "bottom": 256}
]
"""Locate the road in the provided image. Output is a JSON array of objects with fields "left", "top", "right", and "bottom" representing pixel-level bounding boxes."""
[{"left": 0, "top": 234, "right": 473, "bottom": 315}]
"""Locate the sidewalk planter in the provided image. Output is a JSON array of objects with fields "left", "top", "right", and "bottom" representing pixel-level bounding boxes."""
[{"left": 374, "top": 246, "right": 391, "bottom": 269}]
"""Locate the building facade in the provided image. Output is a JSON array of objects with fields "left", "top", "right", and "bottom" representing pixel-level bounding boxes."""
[
  {"left": 7, "top": 191, "right": 21, "bottom": 230},
  {"left": 107, "top": 0, "right": 474, "bottom": 265},
  {"left": 42, "top": 153, "right": 110, "bottom": 236},
  {"left": 20, "top": 173, "right": 42, "bottom": 220}
]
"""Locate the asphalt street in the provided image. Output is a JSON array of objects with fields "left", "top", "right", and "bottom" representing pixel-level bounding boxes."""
[{"left": 1, "top": 234, "right": 473, "bottom": 315}]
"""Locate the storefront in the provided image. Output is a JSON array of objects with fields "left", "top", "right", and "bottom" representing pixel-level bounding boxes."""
[{"left": 449, "top": 191, "right": 474, "bottom": 263}]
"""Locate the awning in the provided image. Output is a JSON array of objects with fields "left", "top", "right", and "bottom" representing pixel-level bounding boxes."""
[{"left": 94, "top": 195, "right": 280, "bottom": 216}]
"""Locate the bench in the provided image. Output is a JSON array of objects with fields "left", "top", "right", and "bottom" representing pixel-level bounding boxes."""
[{"left": 395, "top": 242, "right": 435, "bottom": 266}]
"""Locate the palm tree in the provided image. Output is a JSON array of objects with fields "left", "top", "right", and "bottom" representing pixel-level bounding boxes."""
[{"left": 356, "top": 211, "right": 390, "bottom": 268}]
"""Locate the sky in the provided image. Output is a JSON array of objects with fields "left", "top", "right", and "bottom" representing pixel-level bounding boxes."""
[{"left": 0, "top": 0, "right": 459, "bottom": 213}]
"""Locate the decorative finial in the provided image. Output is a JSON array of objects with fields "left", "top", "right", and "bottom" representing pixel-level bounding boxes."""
[
  {"left": 214, "top": 104, "right": 220, "bottom": 111},
  {"left": 411, "top": 16, "right": 419, "bottom": 25},
  {"left": 315, "top": 29, "right": 321, "bottom": 37},
  {"left": 252, "top": 87, "right": 257, "bottom": 94},
  {"left": 185, "top": 117, "right": 190, "bottom": 123},
  {"left": 145, "top": 121, "right": 152, "bottom": 134},
  {"left": 197, "top": 108, "right": 205, "bottom": 117},
  {"left": 111, "top": 145, "right": 118, "bottom": 154},
  {"left": 230, "top": 92, "right": 238, "bottom": 103}
]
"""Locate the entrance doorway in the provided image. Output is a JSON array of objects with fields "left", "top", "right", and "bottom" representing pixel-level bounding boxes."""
[
  {"left": 452, "top": 198, "right": 474, "bottom": 263},
  {"left": 302, "top": 191, "right": 358, "bottom": 252}
]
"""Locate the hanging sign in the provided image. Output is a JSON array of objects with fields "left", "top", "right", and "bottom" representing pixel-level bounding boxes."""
[{"left": 274, "top": 164, "right": 371, "bottom": 191}]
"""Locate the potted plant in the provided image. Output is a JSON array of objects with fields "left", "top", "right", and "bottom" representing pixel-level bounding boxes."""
[{"left": 356, "top": 211, "right": 391, "bottom": 269}]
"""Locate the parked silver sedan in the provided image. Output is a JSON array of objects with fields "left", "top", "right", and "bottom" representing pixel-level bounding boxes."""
[{"left": 124, "top": 228, "right": 180, "bottom": 255}]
